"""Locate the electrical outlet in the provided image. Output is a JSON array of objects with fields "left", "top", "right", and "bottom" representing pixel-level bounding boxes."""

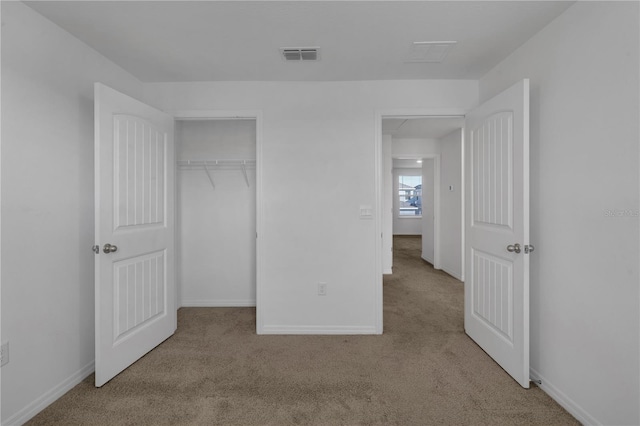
[
  {"left": 318, "top": 282, "right": 327, "bottom": 296},
  {"left": 1, "top": 341, "right": 9, "bottom": 367}
]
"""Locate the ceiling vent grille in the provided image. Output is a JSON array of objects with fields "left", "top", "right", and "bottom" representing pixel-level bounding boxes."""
[
  {"left": 405, "top": 41, "right": 457, "bottom": 63},
  {"left": 280, "top": 47, "right": 320, "bottom": 61}
]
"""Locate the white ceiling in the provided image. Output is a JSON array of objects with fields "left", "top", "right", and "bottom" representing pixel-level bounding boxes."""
[
  {"left": 393, "top": 158, "right": 425, "bottom": 169},
  {"left": 382, "top": 117, "right": 465, "bottom": 139},
  {"left": 24, "top": 1, "right": 574, "bottom": 82}
]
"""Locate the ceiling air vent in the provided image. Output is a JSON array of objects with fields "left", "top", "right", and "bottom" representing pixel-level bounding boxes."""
[
  {"left": 405, "top": 41, "right": 457, "bottom": 63},
  {"left": 280, "top": 47, "right": 320, "bottom": 61}
]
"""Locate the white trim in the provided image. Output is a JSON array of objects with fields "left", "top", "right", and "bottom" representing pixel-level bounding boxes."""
[
  {"left": 172, "top": 110, "right": 263, "bottom": 120},
  {"left": 460, "top": 127, "right": 466, "bottom": 283},
  {"left": 439, "top": 265, "right": 463, "bottom": 282},
  {"left": 530, "top": 368, "right": 601, "bottom": 426},
  {"left": 374, "top": 112, "right": 383, "bottom": 334},
  {"left": 255, "top": 113, "right": 265, "bottom": 334},
  {"left": 180, "top": 299, "right": 256, "bottom": 307},
  {"left": 261, "top": 325, "right": 378, "bottom": 335},
  {"left": 383, "top": 268, "right": 393, "bottom": 275},
  {"left": 3, "top": 362, "right": 94, "bottom": 426},
  {"left": 380, "top": 108, "right": 468, "bottom": 120},
  {"left": 433, "top": 155, "right": 442, "bottom": 269},
  {"left": 170, "top": 109, "right": 264, "bottom": 334},
  {"left": 421, "top": 255, "right": 434, "bottom": 265}
]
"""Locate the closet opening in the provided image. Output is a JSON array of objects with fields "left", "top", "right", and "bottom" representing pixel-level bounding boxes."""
[{"left": 175, "top": 118, "right": 258, "bottom": 309}]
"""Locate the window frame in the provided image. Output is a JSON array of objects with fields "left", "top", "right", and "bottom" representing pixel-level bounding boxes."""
[{"left": 397, "top": 174, "right": 422, "bottom": 219}]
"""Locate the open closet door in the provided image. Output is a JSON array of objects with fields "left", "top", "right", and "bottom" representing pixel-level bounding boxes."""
[
  {"left": 464, "top": 79, "right": 531, "bottom": 388},
  {"left": 94, "top": 83, "right": 176, "bottom": 387}
]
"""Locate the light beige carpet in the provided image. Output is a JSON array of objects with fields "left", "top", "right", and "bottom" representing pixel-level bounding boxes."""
[{"left": 27, "top": 236, "right": 578, "bottom": 425}]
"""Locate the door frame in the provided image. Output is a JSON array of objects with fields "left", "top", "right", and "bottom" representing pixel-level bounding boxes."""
[
  {"left": 170, "top": 109, "right": 264, "bottom": 333},
  {"left": 374, "top": 108, "right": 467, "bottom": 333}
]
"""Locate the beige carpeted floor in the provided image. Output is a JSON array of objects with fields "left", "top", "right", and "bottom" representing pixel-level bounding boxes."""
[{"left": 27, "top": 236, "right": 578, "bottom": 425}]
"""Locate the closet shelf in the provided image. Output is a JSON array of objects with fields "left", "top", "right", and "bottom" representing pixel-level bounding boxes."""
[
  {"left": 177, "top": 159, "right": 256, "bottom": 169},
  {"left": 177, "top": 159, "right": 255, "bottom": 189}
]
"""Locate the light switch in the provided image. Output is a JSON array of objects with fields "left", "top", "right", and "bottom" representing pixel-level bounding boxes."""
[{"left": 360, "top": 205, "right": 373, "bottom": 219}]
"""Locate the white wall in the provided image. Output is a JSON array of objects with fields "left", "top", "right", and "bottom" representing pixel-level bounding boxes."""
[
  {"left": 421, "top": 160, "right": 435, "bottom": 263},
  {"left": 438, "top": 129, "right": 463, "bottom": 281},
  {"left": 177, "top": 120, "right": 256, "bottom": 307},
  {"left": 393, "top": 167, "right": 423, "bottom": 235},
  {"left": 145, "top": 81, "right": 478, "bottom": 333},
  {"left": 1, "top": 2, "right": 145, "bottom": 424},
  {"left": 480, "top": 2, "right": 639, "bottom": 424},
  {"left": 391, "top": 138, "right": 440, "bottom": 157}
]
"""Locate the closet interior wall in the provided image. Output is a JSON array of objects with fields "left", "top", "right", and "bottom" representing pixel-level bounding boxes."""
[{"left": 176, "top": 119, "right": 257, "bottom": 307}]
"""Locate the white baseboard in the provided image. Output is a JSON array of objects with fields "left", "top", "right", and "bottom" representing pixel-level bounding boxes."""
[
  {"left": 383, "top": 268, "right": 393, "bottom": 275},
  {"left": 530, "top": 368, "right": 600, "bottom": 425},
  {"left": 3, "top": 361, "right": 94, "bottom": 426},
  {"left": 259, "top": 325, "right": 379, "bottom": 335},
  {"left": 439, "top": 265, "right": 463, "bottom": 282},
  {"left": 421, "top": 255, "right": 434, "bottom": 265},
  {"left": 180, "top": 299, "right": 256, "bottom": 308}
]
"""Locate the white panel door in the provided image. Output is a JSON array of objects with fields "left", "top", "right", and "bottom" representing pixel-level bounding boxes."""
[
  {"left": 464, "top": 79, "right": 530, "bottom": 388},
  {"left": 94, "top": 83, "right": 176, "bottom": 387}
]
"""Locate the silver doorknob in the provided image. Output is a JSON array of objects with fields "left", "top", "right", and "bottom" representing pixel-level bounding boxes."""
[
  {"left": 507, "top": 243, "right": 521, "bottom": 254},
  {"left": 103, "top": 243, "right": 118, "bottom": 254}
]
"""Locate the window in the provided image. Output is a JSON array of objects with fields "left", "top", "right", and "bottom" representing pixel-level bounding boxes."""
[{"left": 398, "top": 175, "right": 422, "bottom": 217}]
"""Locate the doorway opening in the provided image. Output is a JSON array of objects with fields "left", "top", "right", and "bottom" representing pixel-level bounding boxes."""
[
  {"left": 376, "top": 81, "right": 531, "bottom": 386},
  {"left": 380, "top": 115, "right": 465, "bottom": 282},
  {"left": 392, "top": 157, "right": 436, "bottom": 264}
]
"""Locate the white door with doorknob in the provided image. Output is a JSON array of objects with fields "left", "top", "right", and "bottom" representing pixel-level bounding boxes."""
[
  {"left": 94, "top": 83, "right": 176, "bottom": 387},
  {"left": 464, "top": 79, "right": 531, "bottom": 388}
]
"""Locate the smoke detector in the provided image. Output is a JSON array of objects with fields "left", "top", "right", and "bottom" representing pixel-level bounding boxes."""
[
  {"left": 405, "top": 41, "right": 457, "bottom": 63},
  {"left": 280, "top": 47, "right": 320, "bottom": 61}
]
